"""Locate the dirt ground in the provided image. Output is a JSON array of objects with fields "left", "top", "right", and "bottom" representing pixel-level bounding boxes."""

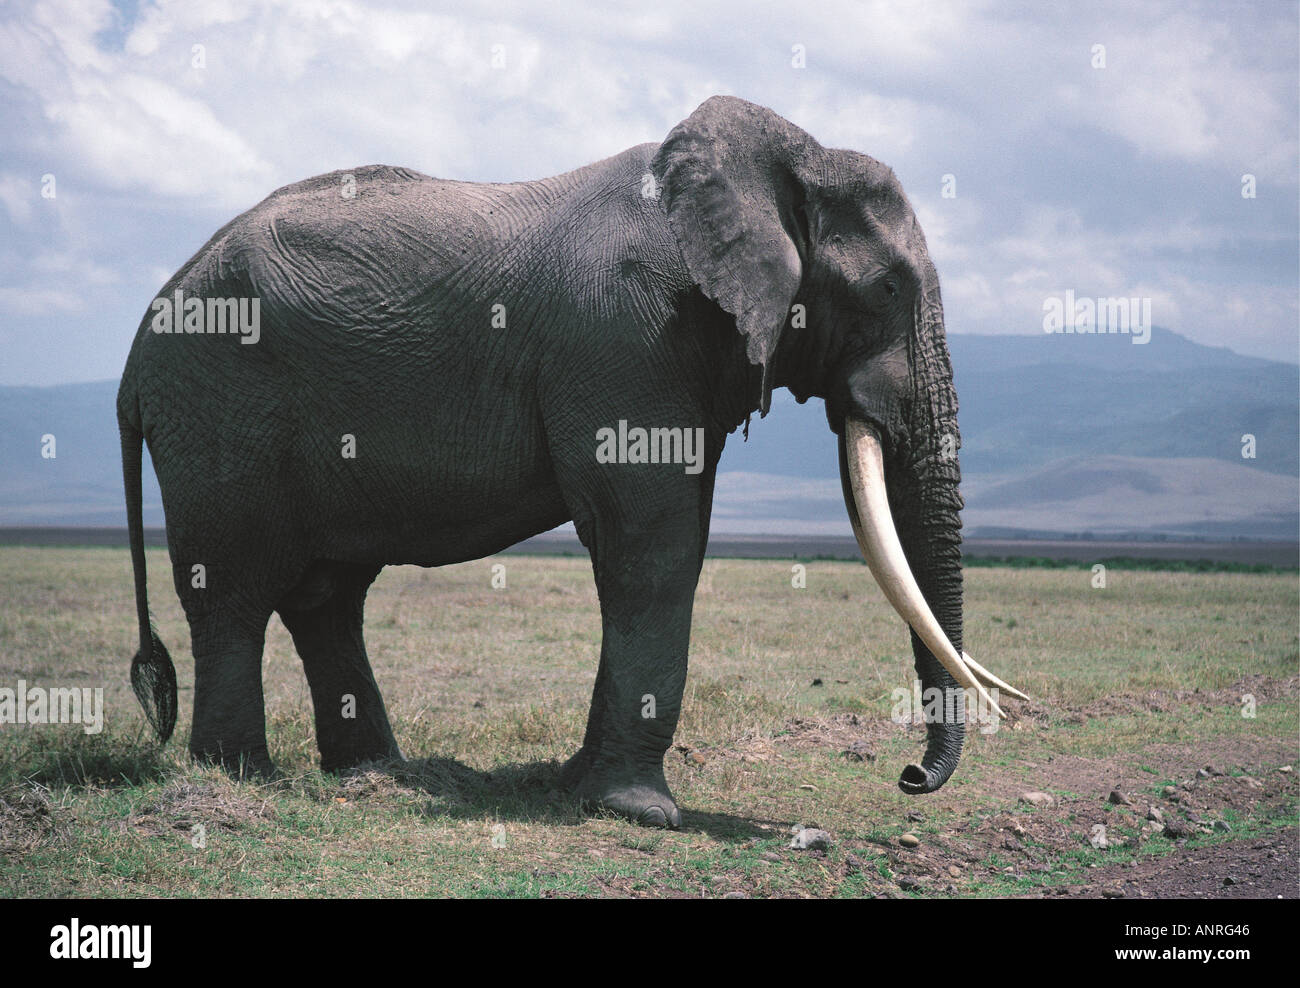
[{"left": 672, "top": 676, "right": 1299, "bottom": 899}]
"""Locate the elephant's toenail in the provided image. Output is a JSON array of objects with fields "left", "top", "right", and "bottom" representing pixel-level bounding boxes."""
[{"left": 638, "top": 806, "right": 669, "bottom": 828}]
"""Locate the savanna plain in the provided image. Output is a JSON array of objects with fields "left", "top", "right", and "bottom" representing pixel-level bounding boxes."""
[{"left": 0, "top": 547, "right": 1295, "bottom": 898}]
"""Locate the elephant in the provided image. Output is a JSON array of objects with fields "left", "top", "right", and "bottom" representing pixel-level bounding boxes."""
[{"left": 119, "top": 95, "right": 1023, "bottom": 828}]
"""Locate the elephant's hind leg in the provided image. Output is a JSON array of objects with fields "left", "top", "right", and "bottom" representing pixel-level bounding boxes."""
[
  {"left": 277, "top": 562, "right": 402, "bottom": 772},
  {"left": 187, "top": 606, "right": 276, "bottom": 779}
]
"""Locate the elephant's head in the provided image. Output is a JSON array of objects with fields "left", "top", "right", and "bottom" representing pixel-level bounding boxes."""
[{"left": 652, "top": 96, "right": 1024, "bottom": 794}]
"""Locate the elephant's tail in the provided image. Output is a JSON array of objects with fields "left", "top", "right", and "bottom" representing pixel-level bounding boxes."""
[{"left": 121, "top": 416, "right": 177, "bottom": 742}]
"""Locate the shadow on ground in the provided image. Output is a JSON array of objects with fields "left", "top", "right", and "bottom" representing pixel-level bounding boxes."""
[
  {"left": 5, "top": 738, "right": 170, "bottom": 788},
  {"left": 355, "top": 755, "right": 776, "bottom": 841}
]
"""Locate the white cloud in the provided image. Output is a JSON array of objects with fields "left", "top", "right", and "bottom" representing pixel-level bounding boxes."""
[
  {"left": 1053, "top": 11, "right": 1298, "bottom": 183},
  {"left": 0, "top": 285, "right": 84, "bottom": 315},
  {"left": 0, "top": 0, "right": 275, "bottom": 208},
  {"left": 0, "top": 174, "right": 35, "bottom": 224},
  {"left": 0, "top": 0, "right": 1294, "bottom": 382}
]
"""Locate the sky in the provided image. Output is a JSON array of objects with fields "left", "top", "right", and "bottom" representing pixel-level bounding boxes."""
[{"left": 0, "top": 0, "right": 1297, "bottom": 385}]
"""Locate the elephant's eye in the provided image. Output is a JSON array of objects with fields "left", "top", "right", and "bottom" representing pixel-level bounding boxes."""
[{"left": 884, "top": 278, "right": 900, "bottom": 299}]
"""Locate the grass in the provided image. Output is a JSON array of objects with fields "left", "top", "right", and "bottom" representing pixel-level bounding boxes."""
[
  {"left": 0, "top": 547, "right": 1295, "bottom": 898},
  {"left": 962, "top": 556, "right": 1297, "bottom": 574}
]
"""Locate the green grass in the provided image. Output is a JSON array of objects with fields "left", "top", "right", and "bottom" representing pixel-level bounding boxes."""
[
  {"left": 962, "top": 556, "right": 1297, "bottom": 574},
  {"left": 0, "top": 548, "right": 1295, "bottom": 897}
]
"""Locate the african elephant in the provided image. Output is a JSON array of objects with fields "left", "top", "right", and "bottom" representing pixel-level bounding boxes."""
[{"left": 119, "top": 95, "right": 1022, "bottom": 828}]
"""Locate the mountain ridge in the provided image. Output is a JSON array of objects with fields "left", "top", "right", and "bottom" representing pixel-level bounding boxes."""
[{"left": 1, "top": 328, "right": 1295, "bottom": 537}]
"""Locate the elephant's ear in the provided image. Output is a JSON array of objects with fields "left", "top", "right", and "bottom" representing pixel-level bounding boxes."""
[{"left": 652, "top": 96, "right": 816, "bottom": 416}]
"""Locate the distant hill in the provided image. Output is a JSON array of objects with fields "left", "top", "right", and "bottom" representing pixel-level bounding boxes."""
[
  {"left": 716, "top": 327, "right": 1297, "bottom": 538},
  {"left": 0, "top": 381, "right": 163, "bottom": 526},
  {"left": 0, "top": 328, "right": 1295, "bottom": 538},
  {"left": 710, "top": 457, "right": 1298, "bottom": 540},
  {"left": 951, "top": 327, "right": 1298, "bottom": 478},
  {"left": 724, "top": 327, "right": 1299, "bottom": 480},
  {"left": 961, "top": 455, "right": 1298, "bottom": 540}
]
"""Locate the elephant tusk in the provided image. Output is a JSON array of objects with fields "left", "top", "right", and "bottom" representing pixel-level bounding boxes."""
[
  {"left": 843, "top": 417, "right": 1006, "bottom": 720},
  {"left": 962, "top": 650, "right": 1030, "bottom": 702}
]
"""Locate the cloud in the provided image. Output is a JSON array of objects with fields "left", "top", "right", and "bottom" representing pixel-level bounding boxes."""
[
  {"left": 0, "top": 0, "right": 275, "bottom": 208},
  {"left": 1052, "top": 9, "right": 1298, "bottom": 183},
  {"left": 0, "top": 0, "right": 1294, "bottom": 386},
  {"left": 0, "top": 173, "right": 35, "bottom": 224},
  {"left": 0, "top": 285, "right": 85, "bottom": 315}
]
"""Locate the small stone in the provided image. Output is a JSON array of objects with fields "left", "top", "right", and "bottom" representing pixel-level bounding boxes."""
[
  {"left": 723, "top": 891, "right": 748, "bottom": 899},
  {"left": 1280, "top": 765, "right": 1293, "bottom": 773},
  {"left": 1224, "top": 876, "right": 1238, "bottom": 886},
  {"left": 1214, "top": 820, "right": 1232, "bottom": 832},
  {"left": 1107, "top": 789, "right": 1130, "bottom": 805},
  {"left": 898, "top": 833, "right": 920, "bottom": 848},
  {"left": 1146, "top": 806, "right": 1164, "bottom": 822},
  {"left": 1244, "top": 777, "right": 1264, "bottom": 789},
  {"left": 1102, "top": 888, "right": 1125, "bottom": 899},
  {"left": 810, "top": 678, "right": 824, "bottom": 686},
  {"left": 897, "top": 876, "right": 923, "bottom": 892},
  {"left": 1162, "top": 785, "right": 1178, "bottom": 798},
  {"left": 1163, "top": 819, "right": 1190, "bottom": 839},
  {"left": 1197, "top": 768, "right": 1212, "bottom": 779},
  {"left": 948, "top": 865, "right": 962, "bottom": 878},
  {"left": 789, "top": 828, "right": 832, "bottom": 851},
  {"left": 1020, "top": 792, "right": 1054, "bottom": 808},
  {"left": 841, "top": 741, "right": 875, "bottom": 762},
  {"left": 759, "top": 851, "right": 783, "bottom": 863},
  {"left": 844, "top": 853, "right": 863, "bottom": 875}
]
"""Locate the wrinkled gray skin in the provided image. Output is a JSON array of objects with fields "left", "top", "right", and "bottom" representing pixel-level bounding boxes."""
[{"left": 120, "top": 96, "right": 965, "bottom": 828}]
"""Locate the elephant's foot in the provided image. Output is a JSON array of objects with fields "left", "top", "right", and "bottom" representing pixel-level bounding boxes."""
[
  {"left": 190, "top": 743, "right": 276, "bottom": 781},
  {"left": 316, "top": 713, "right": 403, "bottom": 773},
  {"left": 563, "top": 747, "right": 682, "bottom": 829},
  {"left": 583, "top": 783, "right": 682, "bottom": 829},
  {"left": 319, "top": 739, "right": 404, "bottom": 774},
  {"left": 558, "top": 745, "right": 595, "bottom": 790}
]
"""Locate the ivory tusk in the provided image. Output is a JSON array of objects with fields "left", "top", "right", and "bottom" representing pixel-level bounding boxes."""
[
  {"left": 963, "top": 650, "right": 1030, "bottom": 702},
  {"left": 843, "top": 417, "right": 1008, "bottom": 720}
]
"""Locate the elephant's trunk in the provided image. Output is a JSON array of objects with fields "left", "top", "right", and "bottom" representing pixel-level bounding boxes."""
[
  {"left": 892, "top": 255, "right": 969, "bottom": 794},
  {"left": 838, "top": 421, "right": 973, "bottom": 794},
  {"left": 838, "top": 254, "right": 1022, "bottom": 794}
]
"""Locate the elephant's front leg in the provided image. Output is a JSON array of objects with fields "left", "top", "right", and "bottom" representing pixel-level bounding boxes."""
[{"left": 563, "top": 523, "right": 703, "bottom": 829}]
